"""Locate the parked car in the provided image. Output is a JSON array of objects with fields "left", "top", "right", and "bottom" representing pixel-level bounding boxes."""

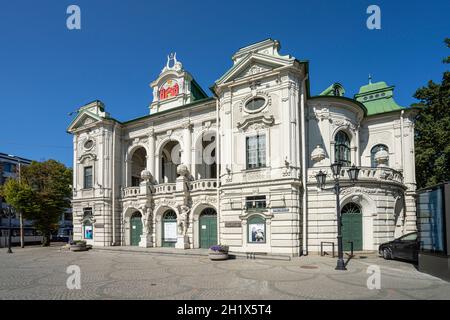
[{"left": 378, "top": 232, "right": 419, "bottom": 262}]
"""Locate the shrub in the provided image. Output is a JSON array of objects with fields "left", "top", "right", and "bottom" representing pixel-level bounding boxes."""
[{"left": 209, "top": 244, "right": 229, "bottom": 252}]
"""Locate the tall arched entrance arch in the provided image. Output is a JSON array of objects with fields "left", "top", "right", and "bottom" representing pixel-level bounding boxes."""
[
  {"left": 341, "top": 203, "right": 363, "bottom": 251},
  {"left": 199, "top": 208, "right": 217, "bottom": 248}
]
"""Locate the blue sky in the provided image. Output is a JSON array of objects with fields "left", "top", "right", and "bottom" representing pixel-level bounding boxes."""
[{"left": 0, "top": 0, "right": 448, "bottom": 167}]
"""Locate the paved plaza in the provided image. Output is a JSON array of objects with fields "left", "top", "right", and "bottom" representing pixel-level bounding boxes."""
[{"left": 0, "top": 245, "right": 449, "bottom": 300}]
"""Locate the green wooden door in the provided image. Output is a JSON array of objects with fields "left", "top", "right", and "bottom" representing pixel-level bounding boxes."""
[
  {"left": 162, "top": 210, "right": 177, "bottom": 247},
  {"left": 130, "top": 213, "right": 142, "bottom": 246},
  {"left": 199, "top": 209, "right": 217, "bottom": 249},
  {"left": 341, "top": 204, "right": 363, "bottom": 251}
]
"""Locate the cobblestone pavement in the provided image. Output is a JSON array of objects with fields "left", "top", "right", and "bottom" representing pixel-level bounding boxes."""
[{"left": 0, "top": 245, "right": 449, "bottom": 300}]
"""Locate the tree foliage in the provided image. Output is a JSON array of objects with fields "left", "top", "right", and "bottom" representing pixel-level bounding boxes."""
[
  {"left": 0, "top": 160, "right": 72, "bottom": 246},
  {"left": 414, "top": 38, "right": 450, "bottom": 189}
]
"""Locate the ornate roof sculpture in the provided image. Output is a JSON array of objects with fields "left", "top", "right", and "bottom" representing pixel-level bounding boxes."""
[{"left": 149, "top": 53, "right": 208, "bottom": 114}]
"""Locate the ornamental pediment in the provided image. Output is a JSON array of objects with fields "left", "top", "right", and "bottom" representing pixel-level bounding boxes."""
[
  {"left": 235, "top": 62, "right": 274, "bottom": 80},
  {"left": 215, "top": 53, "right": 295, "bottom": 86},
  {"left": 68, "top": 112, "right": 102, "bottom": 132}
]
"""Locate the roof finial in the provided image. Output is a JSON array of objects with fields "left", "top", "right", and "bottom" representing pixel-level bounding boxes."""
[{"left": 368, "top": 74, "right": 372, "bottom": 84}]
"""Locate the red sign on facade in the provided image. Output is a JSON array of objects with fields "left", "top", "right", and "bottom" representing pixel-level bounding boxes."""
[{"left": 159, "top": 79, "right": 179, "bottom": 100}]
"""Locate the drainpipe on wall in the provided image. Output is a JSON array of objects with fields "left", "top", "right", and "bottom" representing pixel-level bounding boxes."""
[
  {"left": 301, "top": 75, "right": 308, "bottom": 256},
  {"left": 216, "top": 98, "right": 221, "bottom": 243},
  {"left": 400, "top": 110, "right": 406, "bottom": 234},
  {"left": 111, "top": 123, "right": 116, "bottom": 246}
]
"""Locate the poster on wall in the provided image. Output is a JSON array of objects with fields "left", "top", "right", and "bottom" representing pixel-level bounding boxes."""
[
  {"left": 164, "top": 221, "right": 177, "bottom": 242},
  {"left": 84, "top": 225, "right": 93, "bottom": 239},
  {"left": 249, "top": 223, "right": 265, "bottom": 243}
]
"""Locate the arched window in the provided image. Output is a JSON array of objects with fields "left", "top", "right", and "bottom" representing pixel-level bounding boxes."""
[
  {"left": 248, "top": 216, "right": 266, "bottom": 243},
  {"left": 341, "top": 202, "right": 361, "bottom": 214},
  {"left": 370, "top": 144, "right": 389, "bottom": 167},
  {"left": 335, "top": 131, "right": 351, "bottom": 166}
]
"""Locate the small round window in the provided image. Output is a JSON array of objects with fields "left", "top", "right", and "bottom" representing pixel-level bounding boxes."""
[
  {"left": 245, "top": 97, "right": 266, "bottom": 112},
  {"left": 84, "top": 139, "right": 94, "bottom": 150}
]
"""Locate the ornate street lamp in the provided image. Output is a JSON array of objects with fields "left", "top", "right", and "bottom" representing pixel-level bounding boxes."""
[
  {"left": 315, "top": 170, "right": 327, "bottom": 189},
  {"left": 315, "top": 162, "right": 360, "bottom": 271}
]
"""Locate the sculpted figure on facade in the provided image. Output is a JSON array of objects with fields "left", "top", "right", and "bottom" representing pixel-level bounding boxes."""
[{"left": 177, "top": 205, "right": 190, "bottom": 236}]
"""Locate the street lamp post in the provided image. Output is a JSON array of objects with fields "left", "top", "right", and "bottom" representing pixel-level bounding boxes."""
[{"left": 316, "top": 163, "right": 360, "bottom": 271}]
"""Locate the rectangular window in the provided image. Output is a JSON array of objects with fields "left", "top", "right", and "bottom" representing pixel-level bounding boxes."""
[
  {"left": 248, "top": 216, "right": 266, "bottom": 243},
  {"left": 83, "top": 166, "right": 93, "bottom": 189},
  {"left": 246, "top": 196, "right": 267, "bottom": 210},
  {"left": 246, "top": 135, "right": 266, "bottom": 169}
]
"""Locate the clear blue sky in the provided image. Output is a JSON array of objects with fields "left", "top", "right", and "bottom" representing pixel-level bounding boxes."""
[{"left": 0, "top": 0, "right": 448, "bottom": 167}]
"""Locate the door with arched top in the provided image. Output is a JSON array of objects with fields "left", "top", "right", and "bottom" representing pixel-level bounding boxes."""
[
  {"left": 199, "top": 208, "right": 217, "bottom": 248},
  {"left": 130, "top": 212, "right": 143, "bottom": 246},
  {"left": 162, "top": 210, "right": 177, "bottom": 247},
  {"left": 341, "top": 203, "right": 363, "bottom": 251}
]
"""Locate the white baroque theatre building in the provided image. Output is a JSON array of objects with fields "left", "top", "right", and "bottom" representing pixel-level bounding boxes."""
[{"left": 67, "top": 39, "right": 417, "bottom": 256}]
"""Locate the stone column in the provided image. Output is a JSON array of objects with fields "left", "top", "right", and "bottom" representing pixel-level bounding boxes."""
[
  {"left": 175, "top": 164, "right": 190, "bottom": 249},
  {"left": 139, "top": 207, "right": 153, "bottom": 248},
  {"left": 182, "top": 121, "right": 192, "bottom": 173},
  {"left": 148, "top": 129, "right": 155, "bottom": 176}
]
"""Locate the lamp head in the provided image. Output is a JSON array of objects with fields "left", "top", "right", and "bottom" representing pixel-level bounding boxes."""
[
  {"left": 315, "top": 170, "right": 327, "bottom": 189},
  {"left": 330, "top": 162, "right": 342, "bottom": 178}
]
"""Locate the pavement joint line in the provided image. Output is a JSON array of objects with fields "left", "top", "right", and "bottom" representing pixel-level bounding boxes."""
[{"left": 350, "top": 259, "right": 443, "bottom": 280}]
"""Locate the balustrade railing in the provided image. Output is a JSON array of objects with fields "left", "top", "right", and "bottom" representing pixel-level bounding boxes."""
[
  {"left": 308, "top": 166, "right": 404, "bottom": 184},
  {"left": 190, "top": 179, "right": 218, "bottom": 191},
  {"left": 122, "top": 186, "right": 140, "bottom": 197}
]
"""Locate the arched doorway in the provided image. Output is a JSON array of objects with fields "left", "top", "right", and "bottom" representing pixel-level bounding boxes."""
[
  {"left": 341, "top": 203, "right": 362, "bottom": 251},
  {"left": 199, "top": 208, "right": 217, "bottom": 248},
  {"left": 162, "top": 210, "right": 177, "bottom": 247},
  {"left": 130, "top": 212, "right": 142, "bottom": 246},
  {"left": 195, "top": 131, "right": 217, "bottom": 180},
  {"left": 130, "top": 147, "right": 147, "bottom": 186},
  {"left": 160, "top": 141, "right": 181, "bottom": 183}
]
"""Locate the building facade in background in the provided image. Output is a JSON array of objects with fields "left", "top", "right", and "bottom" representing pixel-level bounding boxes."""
[
  {"left": 0, "top": 153, "right": 73, "bottom": 246},
  {"left": 67, "top": 39, "right": 417, "bottom": 255}
]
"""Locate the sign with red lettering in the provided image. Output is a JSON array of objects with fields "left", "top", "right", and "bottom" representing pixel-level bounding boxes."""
[{"left": 159, "top": 79, "right": 179, "bottom": 100}]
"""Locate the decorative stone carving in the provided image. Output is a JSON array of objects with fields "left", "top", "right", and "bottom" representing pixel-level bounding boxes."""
[
  {"left": 162, "top": 52, "right": 183, "bottom": 73},
  {"left": 143, "top": 207, "right": 153, "bottom": 233},
  {"left": 177, "top": 205, "right": 190, "bottom": 236},
  {"left": 237, "top": 115, "right": 274, "bottom": 132},
  {"left": 332, "top": 118, "right": 359, "bottom": 132},
  {"left": 238, "top": 64, "right": 271, "bottom": 79},
  {"left": 176, "top": 164, "right": 189, "bottom": 177},
  {"left": 311, "top": 145, "right": 326, "bottom": 163},
  {"left": 374, "top": 147, "right": 389, "bottom": 167},
  {"left": 240, "top": 91, "right": 272, "bottom": 113},
  {"left": 141, "top": 170, "right": 153, "bottom": 181}
]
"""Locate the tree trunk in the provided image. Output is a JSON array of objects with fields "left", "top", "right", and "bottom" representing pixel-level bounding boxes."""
[
  {"left": 42, "top": 231, "right": 51, "bottom": 246},
  {"left": 20, "top": 212, "right": 24, "bottom": 248}
]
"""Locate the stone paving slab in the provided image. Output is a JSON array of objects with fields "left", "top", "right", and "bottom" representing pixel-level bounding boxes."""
[{"left": 0, "top": 245, "right": 449, "bottom": 300}]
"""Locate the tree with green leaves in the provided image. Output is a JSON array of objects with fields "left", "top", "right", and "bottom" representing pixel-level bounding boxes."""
[
  {"left": 0, "top": 160, "right": 72, "bottom": 246},
  {"left": 413, "top": 38, "right": 450, "bottom": 189}
]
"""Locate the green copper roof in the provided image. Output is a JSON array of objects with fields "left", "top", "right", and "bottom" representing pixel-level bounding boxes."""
[
  {"left": 354, "top": 81, "right": 404, "bottom": 116},
  {"left": 319, "top": 83, "right": 345, "bottom": 96}
]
